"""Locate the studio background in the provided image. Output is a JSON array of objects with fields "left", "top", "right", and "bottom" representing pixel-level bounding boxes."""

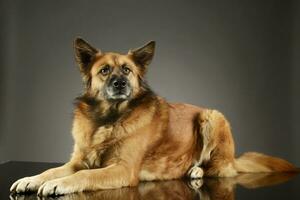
[{"left": 0, "top": 0, "right": 299, "bottom": 166}]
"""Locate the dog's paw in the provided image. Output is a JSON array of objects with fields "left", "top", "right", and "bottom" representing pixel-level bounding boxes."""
[
  {"left": 37, "top": 178, "right": 81, "bottom": 196},
  {"left": 10, "top": 176, "right": 44, "bottom": 193},
  {"left": 187, "top": 166, "right": 204, "bottom": 179}
]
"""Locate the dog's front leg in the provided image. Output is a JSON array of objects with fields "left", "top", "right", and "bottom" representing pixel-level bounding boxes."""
[
  {"left": 37, "top": 164, "right": 137, "bottom": 196},
  {"left": 10, "top": 161, "right": 83, "bottom": 193}
]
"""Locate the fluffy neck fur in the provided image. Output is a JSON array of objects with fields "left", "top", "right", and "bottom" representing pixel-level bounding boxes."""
[{"left": 74, "top": 80, "right": 156, "bottom": 127}]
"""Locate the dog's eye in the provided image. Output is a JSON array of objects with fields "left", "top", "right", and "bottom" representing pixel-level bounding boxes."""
[
  {"left": 122, "top": 65, "right": 131, "bottom": 75},
  {"left": 99, "top": 65, "right": 110, "bottom": 75}
]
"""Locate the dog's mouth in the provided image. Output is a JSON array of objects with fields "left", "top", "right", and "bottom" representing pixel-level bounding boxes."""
[
  {"left": 112, "top": 92, "right": 130, "bottom": 100},
  {"left": 105, "top": 88, "right": 131, "bottom": 101}
]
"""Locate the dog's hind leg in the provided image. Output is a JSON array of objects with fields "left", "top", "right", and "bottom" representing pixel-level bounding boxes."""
[
  {"left": 187, "top": 110, "right": 237, "bottom": 178},
  {"left": 187, "top": 110, "right": 216, "bottom": 178}
]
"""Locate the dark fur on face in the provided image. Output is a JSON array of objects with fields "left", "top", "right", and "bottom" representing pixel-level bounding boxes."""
[{"left": 73, "top": 38, "right": 156, "bottom": 126}]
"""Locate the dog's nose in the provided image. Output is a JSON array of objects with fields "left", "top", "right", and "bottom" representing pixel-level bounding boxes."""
[{"left": 112, "top": 79, "right": 127, "bottom": 89}]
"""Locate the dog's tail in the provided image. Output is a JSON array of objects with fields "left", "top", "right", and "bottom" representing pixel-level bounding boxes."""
[{"left": 234, "top": 152, "right": 298, "bottom": 173}]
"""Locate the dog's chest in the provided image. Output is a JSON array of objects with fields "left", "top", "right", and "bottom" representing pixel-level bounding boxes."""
[
  {"left": 82, "top": 125, "right": 121, "bottom": 168},
  {"left": 91, "top": 125, "right": 115, "bottom": 146}
]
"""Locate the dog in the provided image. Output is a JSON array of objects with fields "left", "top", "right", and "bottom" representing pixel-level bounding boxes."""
[{"left": 10, "top": 38, "right": 298, "bottom": 196}]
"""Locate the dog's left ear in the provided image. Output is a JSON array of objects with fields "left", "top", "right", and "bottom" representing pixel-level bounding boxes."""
[
  {"left": 74, "top": 37, "right": 99, "bottom": 75},
  {"left": 129, "top": 41, "right": 155, "bottom": 68}
]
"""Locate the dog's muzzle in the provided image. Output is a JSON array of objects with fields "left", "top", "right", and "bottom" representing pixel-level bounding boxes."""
[
  {"left": 112, "top": 77, "right": 127, "bottom": 90},
  {"left": 105, "top": 76, "right": 131, "bottom": 100}
]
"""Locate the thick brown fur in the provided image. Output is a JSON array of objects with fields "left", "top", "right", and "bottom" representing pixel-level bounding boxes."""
[{"left": 10, "top": 38, "right": 298, "bottom": 196}]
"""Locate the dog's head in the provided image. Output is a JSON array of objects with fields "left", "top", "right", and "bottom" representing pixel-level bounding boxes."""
[{"left": 74, "top": 38, "right": 155, "bottom": 102}]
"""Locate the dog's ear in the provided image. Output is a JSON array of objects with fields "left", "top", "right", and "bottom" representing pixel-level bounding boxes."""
[
  {"left": 129, "top": 41, "right": 155, "bottom": 68},
  {"left": 74, "top": 37, "right": 99, "bottom": 75}
]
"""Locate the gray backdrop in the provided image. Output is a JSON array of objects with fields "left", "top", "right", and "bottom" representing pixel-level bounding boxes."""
[{"left": 0, "top": 0, "right": 299, "bottom": 166}]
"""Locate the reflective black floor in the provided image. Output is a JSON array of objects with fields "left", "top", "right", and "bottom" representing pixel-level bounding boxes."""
[{"left": 1, "top": 161, "right": 299, "bottom": 200}]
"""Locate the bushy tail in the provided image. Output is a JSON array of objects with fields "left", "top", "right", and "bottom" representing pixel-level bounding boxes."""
[{"left": 234, "top": 152, "right": 298, "bottom": 173}]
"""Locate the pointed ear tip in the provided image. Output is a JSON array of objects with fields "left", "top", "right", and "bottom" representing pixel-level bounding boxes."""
[
  {"left": 149, "top": 40, "right": 156, "bottom": 46},
  {"left": 74, "top": 37, "right": 88, "bottom": 46},
  {"left": 74, "top": 37, "right": 82, "bottom": 41},
  {"left": 74, "top": 37, "right": 81, "bottom": 47}
]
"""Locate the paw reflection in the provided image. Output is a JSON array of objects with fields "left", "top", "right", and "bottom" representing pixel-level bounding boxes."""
[{"left": 10, "top": 172, "right": 297, "bottom": 200}]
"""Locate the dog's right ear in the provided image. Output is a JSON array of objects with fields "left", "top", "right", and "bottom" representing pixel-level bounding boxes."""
[{"left": 74, "top": 38, "right": 99, "bottom": 76}]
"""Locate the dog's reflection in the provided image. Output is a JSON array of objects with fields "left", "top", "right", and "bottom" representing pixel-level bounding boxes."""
[{"left": 10, "top": 172, "right": 297, "bottom": 200}]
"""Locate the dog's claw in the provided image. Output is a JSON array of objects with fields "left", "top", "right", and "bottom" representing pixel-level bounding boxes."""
[
  {"left": 37, "top": 186, "right": 43, "bottom": 196},
  {"left": 10, "top": 179, "right": 20, "bottom": 193},
  {"left": 53, "top": 186, "right": 57, "bottom": 195},
  {"left": 24, "top": 182, "right": 30, "bottom": 192}
]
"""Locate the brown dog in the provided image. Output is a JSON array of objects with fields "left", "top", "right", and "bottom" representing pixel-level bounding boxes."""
[{"left": 10, "top": 38, "right": 297, "bottom": 196}]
